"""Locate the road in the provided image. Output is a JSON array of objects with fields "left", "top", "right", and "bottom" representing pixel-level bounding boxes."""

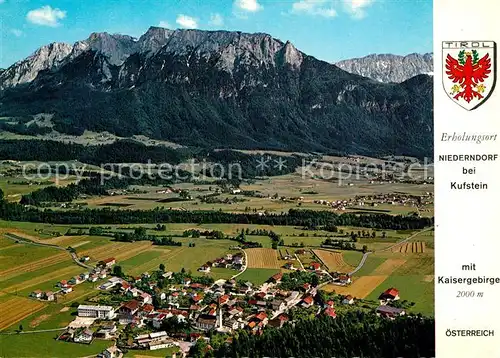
[
  {"left": 294, "top": 254, "right": 305, "bottom": 270},
  {"left": 0, "top": 327, "right": 67, "bottom": 335},
  {"left": 230, "top": 249, "right": 248, "bottom": 280},
  {"left": 4, "top": 233, "right": 94, "bottom": 270},
  {"left": 348, "top": 226, "right": 433, "bottom": 276}
]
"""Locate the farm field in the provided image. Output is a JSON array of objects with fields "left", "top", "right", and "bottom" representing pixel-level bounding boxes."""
[
  {"left": 409, "top": 228, "right": 435, "bottom": 248},
  {"left": 323, "top": 275, "right": 388, "bottom": 298},
  {"left": 125, "top": 347, "right": 179, "bottom": 357},
  {"left": 371, "top": 259, "right": 408, "bottom": 275},
  {"left": 366, "top": 274, "right": 435, "bottom": 316},
  {"left": 0, "top": 244, "right": 64, "bottom": 271},
  {"left": 351, "top": 256, "right": 387, "bottom": 276},
  {"left": 235, "top": 268, "right": 281, "bottom": 286},
  {"left": 391, "top": 241, "right": 426, "bottom": 253},
  {"left": 0, "top": 332, "right": 111, "bottom": 357},
  {"left": 245, "top": 248, "right": 280, "bottom": 269},
  {"left": 0, "top": 297, "right": 47, "bottom": 330},
  {"left": 313, "top": 249, "right": 354, "bottom": 273}
]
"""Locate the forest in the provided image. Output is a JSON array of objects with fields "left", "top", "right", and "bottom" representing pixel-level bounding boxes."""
[
  {"left": 0, "top": 195, "right": 434, "bottom": 229},
  {"left": 197, "top": 310, "right": 435, "bottom": 358},
  {"left": 0, "top": 139, "right": 301, "bottom": 179}
]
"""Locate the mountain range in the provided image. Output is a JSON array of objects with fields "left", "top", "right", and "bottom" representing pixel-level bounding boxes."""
[
  {"left": 0, "top": 27, "right": 433, "bottom": 158},
  {"left": 335, "top": 53, "right": 433, "bottom": 83}
]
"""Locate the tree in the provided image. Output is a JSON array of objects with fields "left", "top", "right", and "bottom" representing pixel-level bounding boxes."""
[
  {"left": 0, "top": 188, "right": 4, "bottom": 202},
  {"left": 159, "top": 263, "right": 165, "bottom": 272},
  {"left": 18, "top": 324, "right": 23, "bottom": 332},
  {"left": 179, "top": 190, "right": 190, "bottom": 199},
  {"left": 134, "top": 227, "right": 147, "bottom": 238},
  {"left": 113, "top": 265, "right": 124, "bottom": 277},
  {"left": 311, "top": 274, "right": 319, "bottom": 287},
  {"left": 362, "top": 245, "right": 368, "bottom": 253}
]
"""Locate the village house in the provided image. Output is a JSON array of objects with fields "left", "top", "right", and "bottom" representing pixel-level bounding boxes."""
[
  {"left": 227, "top": 306, "right": 244, "bottom": 318},
  {"left": 58, "top": 280, "right": 69, "bottom": 288},
  {"left": 301, "top": 283, "right": 311, "bottom": 292},
  {"left": 95, "top": 322, "right": 118, "bottom": 340},
  {"left": 247, "top": 312, "right": 268, "bottom": 332},
  {"left": 139, "top": 292, "right": 153, "bottom": 305},
  {"left": 198, "top": 264, "right": 211, "bottom": 273},
  {"left": 232, "top": 255, "right": 244, "bottom": 266},
  {"left": 343, "top": 295, "right": 355, "bottom": 305},
  {"left": 301, "top": 295, "right": 314, "bottom": 308},
  {"left": 80, "top": 272, "right": 90, "bottom": 281},
  {"left": 69, "top": 276, "right": 83, "bottom": 285},
  {"left": 379, "top": 288, "right": 400, "bottom": 303},
  {"left": 98, "top": 345, "right": 123, "bottom": 358},
  {"left": 271, "top": 299, "right": 286, "bottom": 312},
  {"left": 269, "top": 272, "right": 283, "bottom": 284},
  {"left": 30, "top": 290, "right": 43, "bottom": 299},
  {"left": 268, "top": 314, "right": 289, "bottom": 328},
  {"left": 324, "top": 307, "right": 337, "bottom": 318},
  {"left": 134, "top": 331, "right": 172, "bottom": 350},
  {"left": 101, "top": 257, "right": 116, "bottom": 268},
  {"left": 45, "top": 291, "right": 55, "bottom": 301},
  {"left": 152, "top": 313, "right": 168, "bottom": 329},
  {"left": 309, "top": 262, "right": 321, "bottom": 271},
  {"left": 119, "top": 300, "right": 141, "bottom": 324},
  {"left": 338, "top": 275, "right": 351, "bottom": 285},
  {"left": 74, "top": 328, "right": 94, "bottom": 344},
  {"left": 62, "top": 286, "right": 73, "bottom": 294},
  {"left": 162, "top": 271, "right": 173, "bottom": 280},
  {"left": 223, "top": 319, "right": 241, "bottom": 331},
  {"left": 376, "top": 305, "right": 406, "bottom": 319},
  {"left": 218, "top": 295, "right": 230, "bottom": 306},
  {"left": 196, "top": 314, "right": 217, "bottom": 331}
]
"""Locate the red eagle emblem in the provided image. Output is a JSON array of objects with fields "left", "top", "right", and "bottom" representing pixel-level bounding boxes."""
[{"left": 445, "top": 50, "right": 492, "bottom": 103}]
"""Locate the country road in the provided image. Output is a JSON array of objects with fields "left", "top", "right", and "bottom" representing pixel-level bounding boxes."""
[
  {"left": 348, "top": 226, "right": 433, "bottom": 276},
  {"left": 230, "top": 249, "right": 248, "bottom": 280},
  {"left": 0, "top": 327, "right": 67, "bottom": 335},
  {"left": 4, "top": 233, "right": 94, "bottom": 270}
]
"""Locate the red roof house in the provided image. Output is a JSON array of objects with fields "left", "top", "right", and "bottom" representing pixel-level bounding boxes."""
[
  {"left": 309, "top": 262, "right": 321, "bottom": 270},
  {"left": 379, "top": 288, "right": 400, "bottom": 301},
  {"left": 269, "top": 272, "right": 283, "bottom": 283}
]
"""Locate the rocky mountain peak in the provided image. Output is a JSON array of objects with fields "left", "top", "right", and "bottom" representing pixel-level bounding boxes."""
[
  {"left": 335, "top": 52, "right": 433, "bottom": 83},
  {"left": 1, "top": 28, "right": 305, "bottom": 90},
  {"left": 0, "top": 42, "right": 73, "bottom": 89},
  {"left": 84, "top": 32, "right": 138, "bottom": 65},
  {"left": 138, "top": 26, "right": 174, "bottom": 55},
  {"left": 281, "top": 41, "right": 303, "bottom": 68}
]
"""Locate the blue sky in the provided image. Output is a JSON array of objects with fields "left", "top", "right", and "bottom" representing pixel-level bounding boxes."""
[{"left": 0, "top": 0, "right": 432, "bottom": 68}]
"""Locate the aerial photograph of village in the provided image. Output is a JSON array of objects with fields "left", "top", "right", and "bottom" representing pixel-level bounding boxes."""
[{"left": 0, "top": 0, "right": 434, "bottom": 357}]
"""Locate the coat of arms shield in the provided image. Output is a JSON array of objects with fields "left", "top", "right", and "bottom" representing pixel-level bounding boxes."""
[{"left": 442, "top": 41, "right": 496, "bottom": 110}]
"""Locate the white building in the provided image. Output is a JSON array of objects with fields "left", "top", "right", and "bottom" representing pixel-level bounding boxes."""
[{"left": 78, "top": 305, "right": 116, "bottom": 319}]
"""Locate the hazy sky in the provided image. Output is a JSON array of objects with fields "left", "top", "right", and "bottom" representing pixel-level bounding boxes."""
[{"left": 0, "top": 0, "right": 433, "bottom": 68}]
